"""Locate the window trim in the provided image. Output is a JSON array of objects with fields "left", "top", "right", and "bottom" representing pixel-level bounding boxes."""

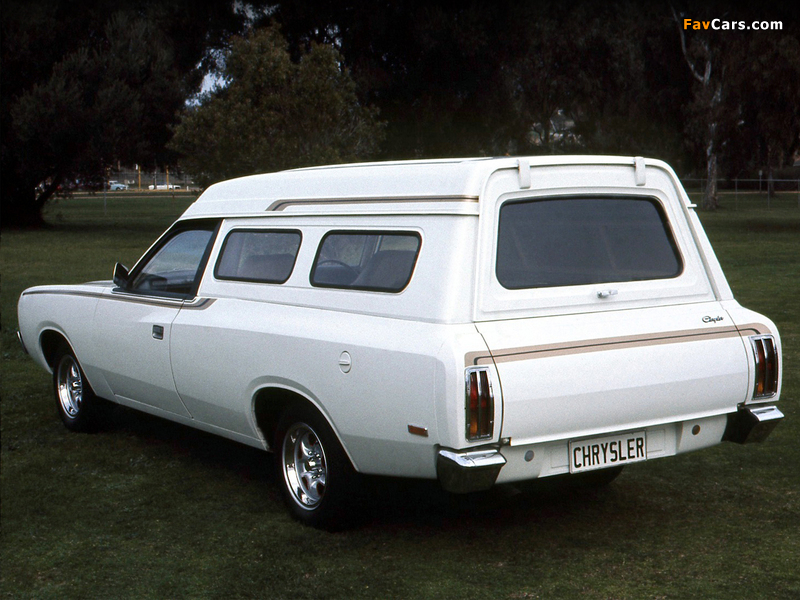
[
  {"left": 495, "top": 195, "right": 684, "bottom": 290},
  {"left": 120, "top": 219, "right": 221, "bottom": 300},
  {"left": 213, "top": 228, "right": 303, "bottom": 285},
  {"left": 310, "top": 230, "right": 422, "bottom": 293}
]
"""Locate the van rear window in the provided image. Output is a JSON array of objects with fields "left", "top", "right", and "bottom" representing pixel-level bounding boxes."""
[
  {"left": 311, "top": 232, "right": 420, "bottom": 292},
  {"left": 496, "top": 197, "right": 682, "bottom": 289}
]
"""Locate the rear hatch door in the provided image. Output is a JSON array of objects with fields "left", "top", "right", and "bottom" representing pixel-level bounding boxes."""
[
  {"left": 473, "top": 160, "right": 748, "bottom": 444},
  {"left": 475, "top": 304, "right": 749, "bottom": 445}
]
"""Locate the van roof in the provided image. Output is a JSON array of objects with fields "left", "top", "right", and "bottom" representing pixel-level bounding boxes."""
[{"left": 180, "top": 155, "right": 663, "bottom": 219}]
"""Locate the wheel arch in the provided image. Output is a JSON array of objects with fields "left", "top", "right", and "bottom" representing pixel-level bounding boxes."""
[
  {"left": 252, "top": 386, "right": 356, "bottom": 469},
  {"left": 40, "top": 329, "right": 71, "bottom": 369}
]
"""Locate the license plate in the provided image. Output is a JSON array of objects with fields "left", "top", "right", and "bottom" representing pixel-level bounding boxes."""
[{"left": 569, "top": 431, "right": 647, "bottom": 473}]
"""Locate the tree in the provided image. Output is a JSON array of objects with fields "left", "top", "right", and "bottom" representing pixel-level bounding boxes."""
[
  {"left": 273, "top": 1, "right": 517, "bottom": 158},
  {"left": 730, "top": 33, "right": 800, "bottom": 196},
  {"left": 501, "top": 2, "right": 665, "bottom": 156},
  {"left": 671, "top": 4, "right": 732, "bottom": 210},
  {"left": 1, "top": 1, "right": 247, "bottom": 228},
  {"left": 671, "top": 2, "right": 800, "bottom": 208},
  {"left": 169, "top": 26, "right": 384, "bottom": 186},
  {"left": 271, "top": 1, "right": 695, "bottom": 162}
]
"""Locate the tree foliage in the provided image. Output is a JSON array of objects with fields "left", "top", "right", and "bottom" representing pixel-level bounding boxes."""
[
  {"left": 671, "top": 1, "right": 800, "bottom": 208},
  {"left": 1, "top": 1, "right": 247, "bottom": 227},
  {"left": 730, "top": 33, "right": 800, "bottom": 195},
  {"left": 169, "top": 26, "right": 384, "bottom": 186},
  {"left": 273, "top": 1, "right": 799, "bottom": 192},
  {"left": 271, "top": 1, "right": 694, "bottom": 161}
]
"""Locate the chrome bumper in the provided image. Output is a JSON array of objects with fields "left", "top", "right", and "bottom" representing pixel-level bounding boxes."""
[
  {"left": 437, "top": 448, "right": 506, "bottom": 494},
  {"left": 723, "top": 405, "right": 784, "bottom": 444}
]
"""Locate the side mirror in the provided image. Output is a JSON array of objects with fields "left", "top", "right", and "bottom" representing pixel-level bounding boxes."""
[{"left": 113, "top": 263, "right": 129, "bottom": 288}]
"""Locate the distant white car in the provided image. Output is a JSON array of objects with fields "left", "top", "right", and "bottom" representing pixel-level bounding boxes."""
[
  {"left": 148, "top": 184, "right": 182, "bottom": 190},
  {"left": 16, "top": 156, "right": 784, "bottom": 528},
  {"left": 108, "top": 181, "right": 128, "bottom": 191}
]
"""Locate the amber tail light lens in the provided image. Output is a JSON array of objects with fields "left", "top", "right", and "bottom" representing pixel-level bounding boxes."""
[
  {"left": 465, "top": 367, "right": 494, "bottom": 440},
  {"left": 750, "top": 335, "right": 778, "bottom": 399}
]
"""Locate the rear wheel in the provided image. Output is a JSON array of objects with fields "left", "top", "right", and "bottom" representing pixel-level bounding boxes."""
[
  {"left": 53, "top": 343, "right": 102, "bottom": 432},
  {"left": 275, "top": 405, "right": 355, "bottom": 529}
]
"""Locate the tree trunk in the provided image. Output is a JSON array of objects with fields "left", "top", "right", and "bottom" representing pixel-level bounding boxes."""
[
  {"left": 767, "top": 167, "right": 775, "bottom": 199},
  {"left": 767, "top": 144, "right": 776, "bottom": 199},
  {"left": 673, "top": 10, "right": 723, "bottom": 212},
  {"left": 0, "top": 170, "right": 49, "bottom": 229},
  {"left": 703, "top": 135, "right": 719, "bottom": 210}
]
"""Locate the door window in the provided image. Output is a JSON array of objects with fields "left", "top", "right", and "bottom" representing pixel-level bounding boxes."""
[{"left": 128, "top": 223, "right": 217, "bottom": 298}]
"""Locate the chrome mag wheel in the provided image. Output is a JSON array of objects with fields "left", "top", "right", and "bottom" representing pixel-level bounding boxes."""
[
  {"left": 56, "top": 354, "right": 83, "bottom": 420},
  {"left": 281, "top": 422, "right": 328, "bottom": 510}
]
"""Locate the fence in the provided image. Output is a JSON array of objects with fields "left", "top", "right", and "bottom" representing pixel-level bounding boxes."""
[
  {"left": 102, "top": 168, "right": 800, "bottom": 206},
  {"left": 110, "top": 167, "right": 197, "bottom": 191},
  {"left": 680, "top": 177, "right": 800, "bottom": 209}
]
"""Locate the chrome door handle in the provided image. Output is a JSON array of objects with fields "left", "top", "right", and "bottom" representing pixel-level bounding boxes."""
[
  {"left": 152, "top": 325, "right": 164, "bottom": 340},
  {"left": 597, "top": 289, "right": 618, "bottom": 299}
]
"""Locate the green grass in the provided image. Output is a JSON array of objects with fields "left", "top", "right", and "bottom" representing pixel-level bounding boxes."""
[{"left": 1, "top": 193, "right": 798, "bottom": 599}]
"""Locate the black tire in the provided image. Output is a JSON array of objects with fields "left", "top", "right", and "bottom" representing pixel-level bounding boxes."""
[
  {"left": 52, "top": 343, "right": 102, "bottom": 432},
  {"left": 274, "top": 404, "right": 355, "bottom": 529}
]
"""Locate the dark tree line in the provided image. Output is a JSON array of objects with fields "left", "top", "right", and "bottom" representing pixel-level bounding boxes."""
[
  {"left": 3, "top": 1, "right": 799, "bottom": 226},
  {"left": 270, "top": 0, "right": 800, "bottom": 209}
]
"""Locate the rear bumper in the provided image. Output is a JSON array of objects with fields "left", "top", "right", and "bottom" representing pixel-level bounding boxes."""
[
  {"left": 723, "top": 405, "right": 784, "bottom": 444},
  {"left": 437, "top": 448, "right": 506, "bottom": 494}
]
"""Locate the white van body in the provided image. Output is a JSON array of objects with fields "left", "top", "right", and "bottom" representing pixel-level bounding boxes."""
[{"left": 17, "top": 156, "right": 783, "bottom": 525}]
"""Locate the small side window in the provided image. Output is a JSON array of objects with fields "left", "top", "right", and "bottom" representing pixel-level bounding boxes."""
[
  {"left": 311, "top": 231, "right": 421, "bottom": 292},
  {"left": 215, "top": 230, "right": 301, "bottom": 284}
]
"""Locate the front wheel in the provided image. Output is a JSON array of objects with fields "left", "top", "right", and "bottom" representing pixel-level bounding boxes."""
[
  {"left": 53, "top": 343, "right": 102, "bottom": 432},
  {"left": 275, "top": 405, "right": 355, "bottom": 529}
]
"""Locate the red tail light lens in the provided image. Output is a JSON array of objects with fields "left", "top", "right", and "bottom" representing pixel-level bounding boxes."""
[
  {"left": 465, "top": 367, "right": 494, "bottom": 440},
  {"left": 750, "top": 335, "right": 778, "bottom": 399}
]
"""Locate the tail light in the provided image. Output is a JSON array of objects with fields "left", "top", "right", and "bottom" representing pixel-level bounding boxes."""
[
  {"left": 465, "top": 367, "right": 494, "bottom": 440},
  {"left": 750, "top": 335, "right": 778, "bottom": 399}
]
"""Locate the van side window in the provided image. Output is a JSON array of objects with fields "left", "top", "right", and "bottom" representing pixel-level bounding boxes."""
[
  {"left": 215, "top": 230, "right": 301, "bottom": 284},
  {"left": 496, "top": 196, "right": 682, "bottom": 289},
  {"left": 311, "top": 231, "right": 421, "bottom": 292}
]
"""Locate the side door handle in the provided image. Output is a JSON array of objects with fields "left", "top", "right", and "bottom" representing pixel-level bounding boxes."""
[
  {"left": 152, "top": 325, "right": 164, "bottom": 340},
  {"left": 596, "top": 289, "right": 618, "bottom": 299}
]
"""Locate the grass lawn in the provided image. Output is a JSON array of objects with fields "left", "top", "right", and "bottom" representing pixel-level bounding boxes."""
[{"left": 1, "top": 192, "right": 798, "bottom": 599}]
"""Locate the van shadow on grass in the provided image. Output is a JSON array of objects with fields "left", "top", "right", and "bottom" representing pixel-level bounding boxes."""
[
  {"left": 95, "top": 402, "right": 623, "bottom": 531},
  {"left": 352, "top": 471, "right": 624, "bottom": 532},
  {"left": 99, "top": 402, "right": 273, "bottom": 485}
]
